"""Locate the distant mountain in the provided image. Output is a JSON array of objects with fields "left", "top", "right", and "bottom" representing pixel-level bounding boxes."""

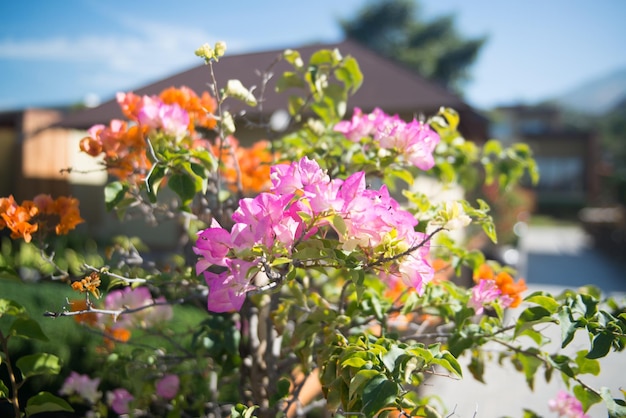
[{"left": 550, "top": 68, "right": 626, "bottom": 115}]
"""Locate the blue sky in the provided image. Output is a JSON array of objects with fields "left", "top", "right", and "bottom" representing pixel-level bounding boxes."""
[{"left": 1, "top": 0, "right": 625, "bottom": 111}]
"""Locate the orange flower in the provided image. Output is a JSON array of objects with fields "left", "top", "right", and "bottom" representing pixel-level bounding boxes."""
[
  {"left": 213, "top": 136, "right": 274, "bottom": 194},
  {"left": 80, "top": 120, "right": 151, "bottom": 183},
  {"left": 431, "top": 258, "right": 452, "bottom": 284},
  {"left": 494, "top": 271, "right": 527, "bottom": 308},
  {"left": 474, "top": 263, "right": 527, "bottom": 308},
  {"left": 116, "top": 91, "right": 143, "bottom": 121},
  {"left": 473, "top": 263, "right": 495, "bottom": 282},
  {"left": 103, "top": 326, "right": 131, "bottom": 350},
  {"left": 0, "top": 195, "right": 39, "bottom": 242},
  {"left": 71, "top": 272, "right": 101, "bottom": 299},
  {"left": 52, "top": 196, "right": 85, "bottom": 235},
  {"left": 1, "top": 194, "right": 84, "bottom": 242},
  {"left": 69, "top": 299, "right": 99, "bottom": 327}
]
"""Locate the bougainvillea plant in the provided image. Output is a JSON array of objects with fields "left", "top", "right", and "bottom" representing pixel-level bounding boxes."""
[{"left": 1, "top": 41, "right": 625, "bottom": 418}]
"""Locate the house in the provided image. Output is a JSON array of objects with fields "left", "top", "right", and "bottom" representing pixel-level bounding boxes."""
[
  {"left": 7, "top": 39, "right": 489, "bottom": 246},
  {"left": 490, "top": 104, "right": 600, "bottom": 215}
]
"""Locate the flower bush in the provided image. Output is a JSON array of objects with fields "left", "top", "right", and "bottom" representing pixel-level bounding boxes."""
[{"left": 0, "top": 41, "right": 625, "bottom": 418}]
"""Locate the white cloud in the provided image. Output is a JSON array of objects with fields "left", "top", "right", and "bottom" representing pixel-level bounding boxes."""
[{"left": 0, "top": 18, "right": 252, "bottom": 96}]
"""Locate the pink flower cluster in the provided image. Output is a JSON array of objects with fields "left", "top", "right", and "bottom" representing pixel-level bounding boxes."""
[
  {"left": 467, "top": 280, "right": 501, "bottom": 315},
  {"left": 59, "top": 371, "right": 101, "bottom": 404},
  {"left": 117, "top": 92, "right": 190, "bottom": 140},
  {"left": 104, "top": 286, "right": 173, "bottom": 330},
  {"left": 334, "top": 107, "right": 440, "bottom": 170},
  {"left": 194, "top": 156, "right": 434, "bottom": 313},
  {"left": 548, "top": 390, "right": 590, "bottom": 418}
]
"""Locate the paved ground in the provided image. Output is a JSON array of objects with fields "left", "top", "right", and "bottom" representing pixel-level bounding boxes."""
[{"left": 421, "top": 224, "right": 626, "bottom": 418}]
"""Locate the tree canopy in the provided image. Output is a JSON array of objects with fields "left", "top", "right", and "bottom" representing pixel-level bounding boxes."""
[{"left": 340, "top": 0, "right": 486, "bottom": 94}]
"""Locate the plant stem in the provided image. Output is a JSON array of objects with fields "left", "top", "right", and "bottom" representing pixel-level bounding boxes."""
[{"left": 0, "top": 331, "right": 21, "bottom": 418}]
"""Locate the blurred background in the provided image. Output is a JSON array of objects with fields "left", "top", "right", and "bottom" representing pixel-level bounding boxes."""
[{"left": 1, "top": 1, "right": 625, "bottom": 416}]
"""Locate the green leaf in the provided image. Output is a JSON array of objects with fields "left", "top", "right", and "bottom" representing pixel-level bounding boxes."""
[
  {"left": 525, "top": 292, "right": 560, "bottom": 314},
  {"left": 9, "top": 318, "right": 48, "bottom": 341},
  {"left": 349, "top": 369, "right": 379, "bottom": 400},
  {"left": 573, "top": 384, "right": 602, "bottom": 412},
  {"left": 559, "top": 306, "right": 579, "bottom": 348},
  {"left": 517, "top": 351, "right": 542, "bottom": 390},
  {"left": 287, "top": 95, "right": 305, "bottom": 116},
  {"left": 331, "top": 214, "right": 347, "bottom": 237},
  {"left": 16, "top": 353, "right": 61, "bottom": 379},
  {"left": 309, "top": 49, "right": 338, "bottom": 66},
  {"left": 276, "top": 72, "right": 305, "bottom": 92},
  {"left": 342, "top": 357, "right": 369, "bottom": 369},
  {"left": 0, "top": 299, "right": 25, "bottom": 317},
  {"left": 0, "top": 379, "right": 9, "bottom": 398},
  {"left": 169, "top": 172, "right": 196, "bottom": 207},
  {"left": 25, "top": 392, "right": 74, "bottom": 417},
  {"left": 600, "top": 387, "right": 626, "bottom": 418},
  {"left": 515, "top": 306, "right": 557, "bottom": 336},
  {"left": 283, "top": 49, "right": 303, "bottom": 69},
  {"left": 362, "top": 375, "right": 398, "bottom": 417},
  {"left": 334, "top": 56, "right": 363, "bottom": 94},
  {"left": 586, "top": 332, "right": 613, "bottom": 359},
  {"left": 104, "top": 181, "right": 128, "bottom": 211},
  {"left": 145, "top": 163, "right": 167, "bottom": 203},
  {"left": 575, "top": 350, "right": 600, "bottom": 375}
]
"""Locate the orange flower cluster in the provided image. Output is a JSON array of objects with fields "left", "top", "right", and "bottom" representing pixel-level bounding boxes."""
[
  {"left": 81, "top": 86, "right": 218, "bottom": 184},
  {"left": 159, "top": 86, "right": 217, "bottom": 132},
  {"left": 80, "top": 120, "right": 150, "bottom": 182},
  {"left": 0, "top": 194, "right": 84, "bottom": 243},
  {"left": 71, "top": 272, "right": 102, "bottom": 299},
  {"left": 473, "top": 263, "right": 527, "bottom": 308},
  {"left": 117, "top": 86, "right": 217, "bottom": 133},
  {"left": 212, "top": 136, "right": 275, "bottom": 194},
  {"left": 69, "top": 299, "right": 99, "bottom": 327}
]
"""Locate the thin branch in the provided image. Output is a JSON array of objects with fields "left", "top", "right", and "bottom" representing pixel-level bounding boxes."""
[{"left": 83, "top": 264, "right": 147, "bottom": 284}]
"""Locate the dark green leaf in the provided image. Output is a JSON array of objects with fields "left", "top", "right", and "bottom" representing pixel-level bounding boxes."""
[
  {"left": 145, "top": 163, "right": 167, "bottom": 203},
  {"left": 586, "top": 332, "right": 613, "bottom": 359},
  {"left": 25, "top": 392, "right": 74, "bottom": 417},
  {"left": 10, "top": 318, "right": 48, "bottom": 341},
  {"left": 559, "top": 306, "right": 579, "bottom": 348},
  {"left": 362, "top": 375, "right": 398, "bottom": 417},
  {"left": 349, "top": 369, "right": 379, "bottom": 400},
  {"left": 169, "top": 172, "right": 196, "bottom": 207}
]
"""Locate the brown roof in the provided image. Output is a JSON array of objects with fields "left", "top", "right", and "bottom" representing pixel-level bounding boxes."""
[{"left": 57, "top": 39, "right": 487, "bottom": 139}]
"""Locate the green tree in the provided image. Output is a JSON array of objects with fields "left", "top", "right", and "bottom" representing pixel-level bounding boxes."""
[{"left": 340, "top": 0, "right": 486, "bottom": 93}]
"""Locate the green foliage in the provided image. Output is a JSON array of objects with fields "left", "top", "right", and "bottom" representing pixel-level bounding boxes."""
[{"left": 2, "top": 41, "right": 624, "bottom": 418}]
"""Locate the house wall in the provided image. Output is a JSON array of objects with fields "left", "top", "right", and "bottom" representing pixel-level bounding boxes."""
[{"left": 0, "top": 127, "right": 17, "bottom": 197}]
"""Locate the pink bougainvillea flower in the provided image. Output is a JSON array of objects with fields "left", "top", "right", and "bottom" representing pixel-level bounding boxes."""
[
  {"left": 104, "top": 286, "right": 172, "bottom": 329},
  {"left": 194, "top": 218, "right": 233, "bottom": 273},
  {"left": 107, "top": 388, "right": 134, "bottom": 415},
  {"left": 204, "top": 258, "right": 258, "bottom": 313},
  {"left": 156, "top": 374, "right": 180, "bottom": 400},
  {"left": 548, "top": 390, "right": 589, "bottom": 418},
  {"left": 468, "top": 279, "right": 501, "bottom": 315},
  {"left": 194, "top": 155, "right": 435, "bottom": 313},
  {"left": 59, "top": 371, "right": 101, "bottom": 404},
  {"left": 335, "top": 108, "right": 440, "bottom": 170}
]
